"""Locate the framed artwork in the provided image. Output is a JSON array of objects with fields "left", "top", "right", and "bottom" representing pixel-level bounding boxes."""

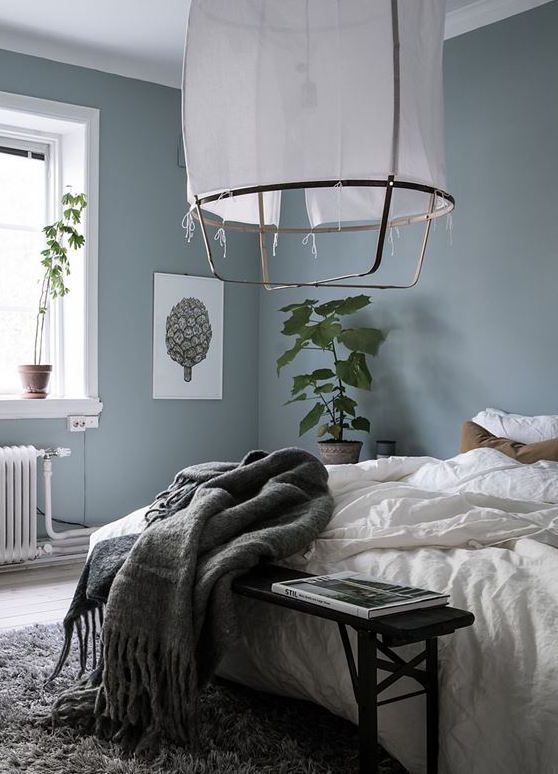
[{"left": 153, "top": 273, "right": 224, "bottom": 399}]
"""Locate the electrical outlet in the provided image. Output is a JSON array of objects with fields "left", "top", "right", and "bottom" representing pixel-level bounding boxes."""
[
  {"left": 67, "top": 416, "right": 86, "bottom": 432},
  {"left": 67, "top": 415, "right": 99, "bottom": 432}
]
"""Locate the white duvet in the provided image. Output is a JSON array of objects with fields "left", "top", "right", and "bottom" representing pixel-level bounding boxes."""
[{"left": 90, "top": 448, "right": 558, "bottom": 774}]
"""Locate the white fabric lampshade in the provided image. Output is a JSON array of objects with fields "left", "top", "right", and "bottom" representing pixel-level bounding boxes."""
[{"left": 183, "top": 0, "right": 449, "bottom": 230}]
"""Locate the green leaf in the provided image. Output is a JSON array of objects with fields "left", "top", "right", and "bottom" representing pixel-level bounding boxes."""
[
  {"left": 334, "top": 295, "right": 372, "bottom": 315},
  {"left": 327, "top": 424, "right": 343, "bottom": 440},
  {"left": 284, "top": 393, "right": 308, "bottom": 405},
  {"left": 310, "top": 368, "right": 335, "bottom": 381},
  {"left": 315, "top": 295, "right": 371, "bottom": 317},
  {"left": 276, "top": 339, "right": 305, "bottom": 374},
  {"left": 351, "top": 352, "right": 372, "bottom": 389},
  {"left": 338, "top": 327, "right": 385, "bottom": 356},
  {"left": 282, "top": 305, "right": 312, "bottom": 336},
  {"left": 314, "top": 383, "right": 335, "bottom": 394},
  {"left": 336, "top": 352, "right": 372, "bottom": 390},
  {"left": 352, "top": 416, "right": 371, "bottom": 432},
  {"left": 314, "top": 299, "right": 344, "bottom": 317},
  {"left": 299, "top": 403, "right": 324, "bottom": 436},
  {"left": 69, "top": 233, "right": 85, "bottom": 249},
  {"left": 335, "top": 358, "right": 355, "bottom": 387},
  {"left": 296, "top": 324, "right": 318, "bottom": 343},
  {"left": 279, "top": 299, "right": 317, "bottom": 313},
  {"left": 317, "top": 423, "right": 330, "bottom": 438},
  {"left": 291, "top": 374, "right": 312, "bottom": 395},
  {"left": 334, "top": 395, "right": 357, "bottom": 416},
  {"left": 310, "top": 319, "right": 342, "bottom": 348}
]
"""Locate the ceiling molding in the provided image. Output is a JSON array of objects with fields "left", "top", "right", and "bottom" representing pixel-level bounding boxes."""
[
  {"left": 0, "top": 1, "right": 553, "bottom": 87},
  {"left": 445, "top": 0, "right": 553, "bottom": 39}
]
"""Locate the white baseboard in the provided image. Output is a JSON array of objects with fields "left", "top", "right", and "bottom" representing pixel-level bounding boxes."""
[{"left": 0, "top": 551, "right": 86, "bottom": 574}]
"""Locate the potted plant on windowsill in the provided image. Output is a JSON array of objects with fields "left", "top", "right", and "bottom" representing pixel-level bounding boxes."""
[
  {"left": 18, "top": 191, "right": 87, "bottom": 399},
  {"left": 277, "top": 295, "right": 385, "bottom": 465}
]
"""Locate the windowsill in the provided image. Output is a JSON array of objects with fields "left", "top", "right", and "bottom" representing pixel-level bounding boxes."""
[{"left": 0, "top": 396, "right": 103, "bottom": 420}]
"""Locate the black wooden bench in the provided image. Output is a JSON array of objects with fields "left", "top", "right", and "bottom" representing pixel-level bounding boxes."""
[{"left": 233, "top": 564, "right": 474, "bottom": 774}]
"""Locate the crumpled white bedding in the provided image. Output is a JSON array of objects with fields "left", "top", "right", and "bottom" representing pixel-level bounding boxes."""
[{"left": 90, "top": 448, "right": 558, "bottom": 774}]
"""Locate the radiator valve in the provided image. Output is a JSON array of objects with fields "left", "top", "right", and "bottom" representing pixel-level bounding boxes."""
[{"left": 39, "top": 447, "right": 71, "bottom": 460}]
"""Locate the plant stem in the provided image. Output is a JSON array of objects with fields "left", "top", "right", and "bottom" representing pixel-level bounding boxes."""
[
  {"left": 330, "top": 340, "right": 347, "bottom": 440},
  {"left": 37, "top": 276, "right": 50, "bottom": 365},
  {"left": 314, "top": 383, "right": 336, "bottom": 424},
  {"left": 331, "top": 340, "right": 344, "bottom": 393},
  {"left": 33, "top": 271, "right": 49, "bottom": 365}
]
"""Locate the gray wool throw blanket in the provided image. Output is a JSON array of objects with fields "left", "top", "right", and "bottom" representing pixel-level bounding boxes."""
[{"left": 50, "top": 448, "right": 333, "bottom": 750}]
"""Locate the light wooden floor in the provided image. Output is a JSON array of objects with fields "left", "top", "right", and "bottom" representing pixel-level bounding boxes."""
[{"left": 0, "top": 562, "right": 83, "bottom": 631}]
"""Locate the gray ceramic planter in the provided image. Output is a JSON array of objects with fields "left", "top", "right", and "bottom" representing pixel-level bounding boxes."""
[
  {"left": 18, "top": 364, "right": 52, "bottom": 399},
  {"left": 318, "top": 440, "right": 363, "bottom": 465}
]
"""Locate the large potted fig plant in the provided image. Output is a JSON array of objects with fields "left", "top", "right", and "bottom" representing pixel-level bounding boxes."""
[
  {"left": 19, "top": 191, "right": 87, "bottom": 398},
  {"left": 277, "top": 295, "right": 385, "bottom": 464}
]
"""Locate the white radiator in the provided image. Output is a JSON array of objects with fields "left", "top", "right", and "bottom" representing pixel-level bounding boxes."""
[
  {"left": 0, "top": 445, "right": 38, "bottom": 564},
  {"left": 0, "top": 445, "right": 94, "bottom": 567}
]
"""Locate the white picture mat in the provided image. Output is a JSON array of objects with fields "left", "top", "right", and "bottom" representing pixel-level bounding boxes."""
[{"left": 153, "top": 273, "right": 224, "bottom": 399}]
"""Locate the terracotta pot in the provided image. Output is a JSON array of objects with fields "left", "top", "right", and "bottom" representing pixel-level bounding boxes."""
[
  {"left": 18, "top": 365, "right": 52, "bottom": 399},
  {"left": 318, "top": 440, "right": 363, "bottom": 465}
]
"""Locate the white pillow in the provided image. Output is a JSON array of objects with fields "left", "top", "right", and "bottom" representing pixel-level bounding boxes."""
[{"left": 471, "top": 408, "right": 558, "bottom": 444}]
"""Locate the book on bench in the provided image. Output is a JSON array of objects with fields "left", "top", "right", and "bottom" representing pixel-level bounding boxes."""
[{"left": 271, "top": 572, "right": 449, "bottom": 619}]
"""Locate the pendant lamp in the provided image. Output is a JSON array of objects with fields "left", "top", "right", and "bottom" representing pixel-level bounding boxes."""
[{"left": 182, "top": 0, "right": 454, "bottom": 289}]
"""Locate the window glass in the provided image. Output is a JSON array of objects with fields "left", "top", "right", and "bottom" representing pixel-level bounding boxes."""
[
  {"left": 0, "top": 149, "right": 46, "bottom": 227},
  {"left": 0, "top": 148, "right": 47, "bottom": 393}
]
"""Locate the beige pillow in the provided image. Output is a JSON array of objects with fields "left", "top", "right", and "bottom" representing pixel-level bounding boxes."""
[{"left": 460, "top": 421, "right": 558, "bottom": 464}]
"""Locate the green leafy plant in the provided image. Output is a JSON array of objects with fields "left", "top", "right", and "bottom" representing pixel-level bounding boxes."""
[
  {"left": 34, "top": 191, "right": 87, "bottom": 364},
  {"left": 277, "top": 295, "right": 385, "bottom": 441}
]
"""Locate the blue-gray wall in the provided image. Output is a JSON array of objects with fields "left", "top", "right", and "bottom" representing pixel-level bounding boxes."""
[
  {"left": 1, "top": 0, "right": 557, "bottom": 526},
  {"left": 0, "top": 49, "right": 260, "bottom": 526},
  {"left": 258, "top": 1, "right": 558, "bottom": 460}
]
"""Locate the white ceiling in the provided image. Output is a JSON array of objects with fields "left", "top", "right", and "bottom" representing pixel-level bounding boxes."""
[
  {"left": 0, "top": 0, "right": 552, "bottom": 88},
  {"left": 0, "top": 0, "right": 189, "bottom": 86}
]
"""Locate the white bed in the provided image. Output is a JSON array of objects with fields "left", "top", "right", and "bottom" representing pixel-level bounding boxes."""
[{"left": 90, "top": 448, "right": 558, "bottom": 774}]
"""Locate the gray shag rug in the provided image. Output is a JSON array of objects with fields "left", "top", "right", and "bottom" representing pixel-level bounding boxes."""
[{"left": 0, "top": 624, "right": 406, "bottom": 774}]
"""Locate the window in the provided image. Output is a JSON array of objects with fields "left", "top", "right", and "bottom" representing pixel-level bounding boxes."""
[
  {"left": 0, "top": 140, "right": 50, "bottom": 394},
  {"left": 0, "top": 92, "right": 101, "bottom": 419}
]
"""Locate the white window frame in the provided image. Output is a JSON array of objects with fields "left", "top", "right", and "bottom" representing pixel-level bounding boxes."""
[{"left": 0, "top": 91, "right": 101, "bottom": 420}]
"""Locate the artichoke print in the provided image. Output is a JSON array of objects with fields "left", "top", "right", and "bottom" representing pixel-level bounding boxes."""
[{"left": 165, "top": 297, "right": 213, "bottom": 382}]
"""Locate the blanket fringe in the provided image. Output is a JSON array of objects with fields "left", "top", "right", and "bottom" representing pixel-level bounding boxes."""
[
  {"left": 100, "top": 628, "right": 196, "bottom": 748},
  {"left": 52, "top": 624, "right": 197, "bottom": 753},
  {"left": 47, "top": 604, "right": 105, "bottom": 684}
]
